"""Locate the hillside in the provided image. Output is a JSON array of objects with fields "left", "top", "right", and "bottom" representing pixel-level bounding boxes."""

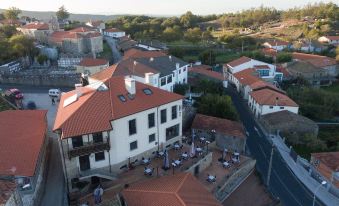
[{"left": 0, "top": 9, "right": 121, "bottom": 22}]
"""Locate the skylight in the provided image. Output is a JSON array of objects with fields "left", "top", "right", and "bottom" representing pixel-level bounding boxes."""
[
  {"left": 118, "top": 95, "right": 126, "bottom": 102},
  {"left": 143, "top": 88, "right": 153, "bottom": 95}
]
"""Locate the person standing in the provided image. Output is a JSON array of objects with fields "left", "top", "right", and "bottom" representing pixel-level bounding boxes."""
[
  {"left": 93, "top": 185, "right": 104, "bottom": 204},
  {"left": 51, "top": 98, "right": 55, "bottom": 105}
]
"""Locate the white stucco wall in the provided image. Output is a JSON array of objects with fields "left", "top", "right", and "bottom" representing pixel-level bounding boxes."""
[{"left": 248, "top": 95, "right": 299, "bottom": 118}]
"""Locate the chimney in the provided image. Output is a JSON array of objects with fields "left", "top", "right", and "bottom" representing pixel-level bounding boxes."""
[
  {"left": 145, "top": 72, "right": 154, "bottom": 84},
  {"left": 75, "top": 83, "right": 83, "bottom": 98},
  {"left": 176, "top": 63, "right": 180, "bottom": 69},
  {"left": 125, "top": 77, "right": 136, "bottom": 95},
  {"left": 169, "top": 55, "right": 172, "bottom": 61}
]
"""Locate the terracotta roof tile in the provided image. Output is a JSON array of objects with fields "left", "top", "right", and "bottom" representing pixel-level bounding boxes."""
[
  {"left": 90, "top": 65, "right": 117, "bottom": 81},
  {"left": 192, "top": 114, "right": 245, "bottom": 138},
  {"left": 292, "top": 52, "right": 337, "bottom": 67},
  {"left": 226, "top": 56, "right": 251, "bottom": 67},
  {"left": 233, "top": 68, "right": 261, "bottom": 86},
  {"left": 68, "top": 27, "right": 94, "bottom": 33},
  {"left": 250, "top": 88, "right": 298, "bottom": 107},
  {"left": 249, "top": 80, "right": 284, "bottom": 94},
  {"left": 0, "top": 180, "right": 16, "bottom": 205},
  {"left": 312, "top": 152, "right": 339, "bottom": 172},
  {"left": 54, "top": 76, "right": 183, "bottom": 138},
  {"left": 79, "top": 58, "right": 108, "bottom": 67},
  {"left": 21, "top": 22, "right": 49, "bottom": 30},
  {"left": 123, "top": 48, "right": 166, "bottom": 59},
  {"left": 261, "top": 48, "right": 277, "bottom": 57},
  {"left": 0, "top": 110, "right": 47, "bottom": 176},
  {"left": 122, "top": 173, "right": 221, "bottom": 206},
  {"left": 189, "top": 66, "right": 224, "bottom": 81}
]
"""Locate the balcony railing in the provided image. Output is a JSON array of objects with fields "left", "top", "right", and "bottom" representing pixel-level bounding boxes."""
[{"left": 68, "top": 142, "right": 110, "bottom": 159}]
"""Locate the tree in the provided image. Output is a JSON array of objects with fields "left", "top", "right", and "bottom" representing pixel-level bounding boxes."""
[
  {"left": 199, "top": 50, "right": 216, "bottom": 65},
  {"left": 196, "top": 94, "right": 238, "bottom": 121},
  {"left": 0, "top": 25, "right": 17, "bottom": 38},
  {"left": 184, "top": 27, "right": 202, "bottom": 43},
  {"left": 56, "top": 5, "right": 70, "bottom": 21},
  {"left": 173, "top": 84, "right": 189, "bottom": 95},
  {"left": 37, "top": 54, "right": 48, "bottom": 65},
  {"left": 168, "top": 47, "right": 184, "bottom": 59},
  {"left": 276, "top": 52, "right": 292, "bottom": 63},
  {"left": 4, "top": 7, "right": 21, "bottom": 19},
  {"left": 9, "top": 34, "right": 36, "bottom": 57},
  {"left": 162, "top": 27, "right": 181, "bottom": 42},
  {"left": 180, "top": 11, "right": 198, "bottom": 28}
]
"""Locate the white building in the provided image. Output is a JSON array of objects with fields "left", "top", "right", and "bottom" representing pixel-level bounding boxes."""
[
  {"left": 136, "top": 40, "right": 168, "bottom": 51},
  {"left": 248, "top": 88, "right": 299, "bottom": 118},
  {"left": 17, "top": 22, "right": 52, "bottom": 43},
  {"left": 224, "top": 56, "right": 283, "bottom": 83},
  {"left": 53, "top": 76, "right": 183, "bottom": 190},
  {"left": 90, "top": 55, "right": 189, "bottom": 92},
  {"left": 263, "top": 40, "right": 289, "bottom": 51},
  {"left": 318, "top": 36, "right": 339, "bottom": 46},
  {"left": 103, "top": 28, "right": 125, "bottom": 38},
  {"left": 232, "top": 68, "right": 282, "bottom": 100}
]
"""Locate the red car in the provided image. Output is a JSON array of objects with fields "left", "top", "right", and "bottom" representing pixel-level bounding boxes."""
[{"left": 5, "top": 88, "right": 24, "bottom": 100}]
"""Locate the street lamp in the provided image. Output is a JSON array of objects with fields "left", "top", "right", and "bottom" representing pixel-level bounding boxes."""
[{"left": 312, "top": 181, "right": 326, "bottom": 206}]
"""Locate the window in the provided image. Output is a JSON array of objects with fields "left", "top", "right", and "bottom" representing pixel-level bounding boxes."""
[
  {"left": 166, "top": 124, "right": 179, "bottom": 141},
  {"left": 149, "top": 133, "right": 156, "bottom": 143},
  {"left": 95, "top": 152, "right": 105, "bottom": 161},
  {"left": 257, "top": 69, "right": 269, "bottom": 77},
  {"left": 130, "top": 141, "right": 138, "bottom": 151},
  {"left": 148, "top": 113, "right": 155, "bottom": 128},
  {"left": 179, "top": 69, "right": 181, "bottom": 74},
  {"left": 171, "top": 105, "right": 177, "bottom": 119},
  {"left": 161, "top": 78, "right": 166, "bottom": 86},
  {"left": 183, "top": 67, "right": 186, "bottom": 72},
  {"left": 118, "top": 95, "right": 126, "bottom": 102},
  {"left": 167, "top": 75, "right": 172, "bottom": 83},
  {"left": 72, "top": 136, "right": 83, "bottom": 148},
  {"left": 161, "top": 109, "right": 167, "bottom": 124},
  {"left": 129, "top": 119, "right": 137, "bottom": 135},
  {"left": 280, "top": 107, "right": 284, "bottom": 109},
  {"left": 143, "top": 88, "right": 153, "bottom": 95},
  {"left": 93, "top": 133, "right": 103, "bottom": 143},
  {"left": 269, "top": 106, "right": 273, "bottom": 109},
  {"left": 183, "top": 78, "right": 186, "bottom": 83}
]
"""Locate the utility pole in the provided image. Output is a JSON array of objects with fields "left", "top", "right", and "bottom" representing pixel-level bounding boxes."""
[{"left": 267, "top": 144, "right": 275, "bottom": 186}]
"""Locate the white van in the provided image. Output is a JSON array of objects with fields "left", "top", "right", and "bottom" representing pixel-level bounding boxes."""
[{"left": 48, "top": 89, "right": 61, "bottom": 98}]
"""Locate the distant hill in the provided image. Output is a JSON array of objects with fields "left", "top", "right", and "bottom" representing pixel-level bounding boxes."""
[{"left": 0, "top": 9, "right": 122, "bottom": 22}]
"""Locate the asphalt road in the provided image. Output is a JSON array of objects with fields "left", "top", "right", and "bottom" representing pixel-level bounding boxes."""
[{"left": 225, "top": 86, "right": 325, "bottom": 206}]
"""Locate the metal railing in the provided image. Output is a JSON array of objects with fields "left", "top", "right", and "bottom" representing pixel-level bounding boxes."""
[{"left": 69, "top": 142, "right": 110, "bottom": 159}]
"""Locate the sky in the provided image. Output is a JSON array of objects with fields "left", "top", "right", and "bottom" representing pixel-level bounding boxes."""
[{"left": 0, "top": 0, "right": 336, "bottom": 15}]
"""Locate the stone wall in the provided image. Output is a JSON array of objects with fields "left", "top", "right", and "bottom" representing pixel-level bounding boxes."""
[
  {"left": 0, "top": 69, "right": 81, "bottom": 87},
  {"left": 185, "top": 152, "right": 213, "bottom": 175},
  {"left": 215, "top": 159, "right": 256, "bottom": 202}
]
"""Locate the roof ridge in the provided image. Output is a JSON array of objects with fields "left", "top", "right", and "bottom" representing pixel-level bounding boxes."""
[{"left": 108, "top": 79, "right": 115, "bottom": 121}]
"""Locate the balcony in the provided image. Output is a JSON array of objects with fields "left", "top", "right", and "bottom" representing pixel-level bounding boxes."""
[{"left": 68, "top": 142, "right": 110, "bottom": 159}]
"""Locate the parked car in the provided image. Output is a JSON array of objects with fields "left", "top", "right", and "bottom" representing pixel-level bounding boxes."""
[
  {"left": 48, "top": 89, "right": 61, "bottom": 98},
  {"left": 5, "top": 88, "right": 23, "bottom": 100}
]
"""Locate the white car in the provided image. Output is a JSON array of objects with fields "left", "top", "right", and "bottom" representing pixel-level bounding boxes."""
[{"left": 48, "top": 89, "right": 61, "bottom": 98}]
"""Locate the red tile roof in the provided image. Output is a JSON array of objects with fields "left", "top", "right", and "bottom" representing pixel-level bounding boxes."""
[
  {"left": 250, "top": 88, "right": 298, "bottom": 107},
  {"left": 123, "top": 48, "right": 166, "bottom": 59},
  {"left": 312, "top": 152, "right": 339, "bottom": 172},
  {"left": 122, "top": 173, "right": 222, "bottom": 206},
  {"left": 53, "top": 76, "right": 183, "bottom": 138},
  {"left": 0, "top": 180, "right": 16, "bottom": 205},
  {"left": 261, "top": 48, "right": 277, "bottom": 57},
  {"left": 105, "top": 28, "right": 124, "bottom": 33},
  {"left": 21, "top": 22, "right": 49, "bottom": 30},
  {"left": 292, "top": 52, "right": 337, "bottom": 67},
  {"left": 68, "top": 27, "right": 94, "bottom": 33},
  {"left": 249, "top": 80, "right": 285, "bottom": 94},
  {"left": 324, "top": 36, "right": 339, "bottom": 41},
  {"left": 189, "top": 66, "right": 224, "bottom": 81},
  {"left": 90, "top": 65, "right": 117, "bottom": 81},
  {"left": 0, "top": 110, "right": 47, "bottom": 176},
  {"left": 233, "top": 68, "right": 261, "bottom": 86},
  {"left": 192, "top": 114, "right": 245, "bottom": 138},
  {"left": 79, "top": 58, "right": 108, "bottom": 67},
  {"left": 0, "top": 19, "right": 21, "bottom": 25},
  {"left": 226, "top": 56, "right": 251, "bottom": 67},
  {"left": 85, "top": 32, "right": 101, "bottom": 38}
]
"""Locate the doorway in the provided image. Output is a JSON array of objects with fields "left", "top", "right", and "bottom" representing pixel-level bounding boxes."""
[{"left": 79, "top": 155, "right": 90, "bottom": 171}]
